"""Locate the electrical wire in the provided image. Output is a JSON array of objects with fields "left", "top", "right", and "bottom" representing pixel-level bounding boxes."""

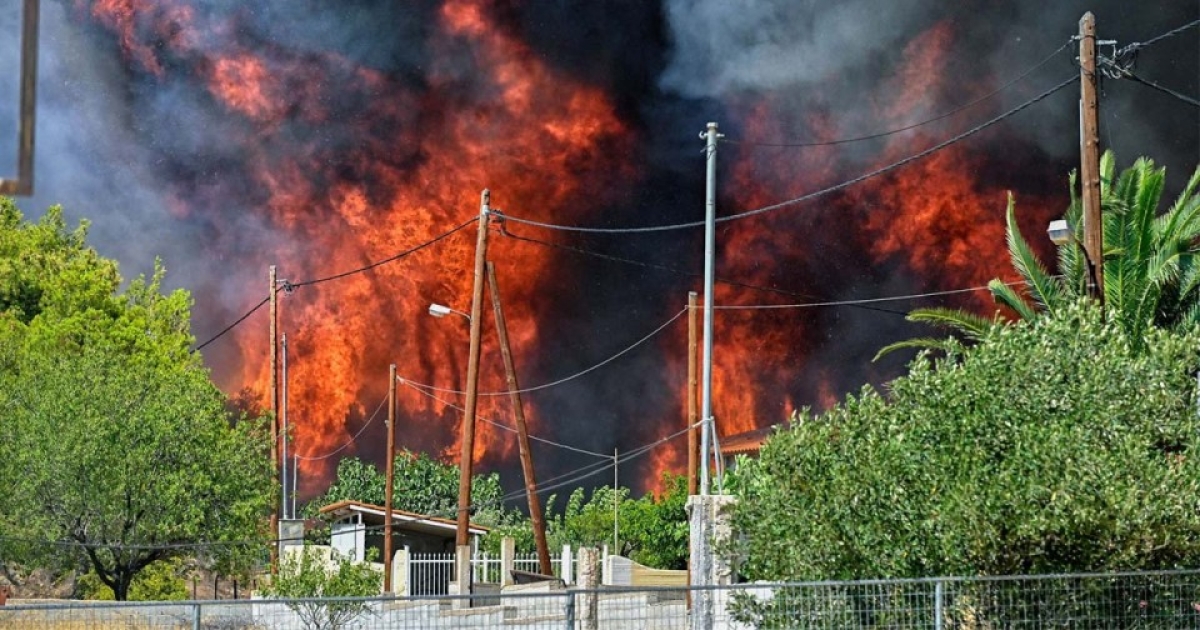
[
  {"left": 192, "top": 295, "right": 271, "bottom": 352},
  {"left": 1125, "top": 73, "right": 1200, "bottom": 109},
  {"left": 294, "top": 394, "right": 390, "bottom": 462},
  {"left": 399, "top": 380, "right": 611, "bottom": 459},
  {"left": 723, "top": 40, "right": 1073, "bottom": 148},
  {"left": 397, "top": 307, "right": 688, "bottom": 397},
  {"left": 502, "top": 229, "right": 908, "bottom": 316},
  {"left": 498, "top": 75, "right": 1077, "bottom": 235},
  {"left": 710, "top": 283, "right": 1005, "bottom": 310},
  {"left": 1117, "top": 17, "right": 1200, "bottom": 56},
  {"left": 290, "top": 217, "right": 478, "bottom": 288},
  {"left": 191, "top": 218, "right": 478, "bottom": 353},
  {"left": 0, "top": 421, "right": 702, "bottom": 553}
]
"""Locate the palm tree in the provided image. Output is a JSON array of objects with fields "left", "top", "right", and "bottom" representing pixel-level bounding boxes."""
[{"left": 877, "top": 152, "right": 1200, "bottom": 359}]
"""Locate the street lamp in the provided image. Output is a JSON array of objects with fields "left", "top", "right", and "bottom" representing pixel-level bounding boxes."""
[
  {"left": 1047, "top": 219, "right": 1074, "bottom": 246},
  {"left": 428, "top": 303, "right": 471, "bottom": 322}
]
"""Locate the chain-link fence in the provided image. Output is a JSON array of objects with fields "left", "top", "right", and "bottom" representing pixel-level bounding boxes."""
[{"left": 1, "top": 569, "right": 1197, "bottom": 629}]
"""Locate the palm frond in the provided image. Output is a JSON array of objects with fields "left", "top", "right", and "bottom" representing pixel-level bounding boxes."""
[
  {"left": 1003, "top": 193, "right": 1063, "bottom": 315},
  {"left": 906, "top": 307, "right": 994, "bottom": 341},
  {"left": 873, "top": 338, "right": 963, "bottom": 362},
  {"left": 988, "top": 279, "right": 1039, "bottom": 321}
]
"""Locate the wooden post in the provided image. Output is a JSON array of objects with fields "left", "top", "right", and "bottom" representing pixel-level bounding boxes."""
[
  {"left": 384, "top": 363, "right": 397, "bottom": 593},
  {"left": 269, "top": 265, "right": 279, "bottom": 571},
  {"left": 486, "top": 262, "right": 553, "bottom": 576},
  {"left": 1079, "top": 12, "right": 1104, "bottom": 302},
  {"left": 0, "top": 0, "right": 38, "bottom": 196},
  {"left": 455, "top": 191, "right": 491, "bottom": 600},
  {"left": 687, "top": 291, "right": 699, "bottom": 495}
]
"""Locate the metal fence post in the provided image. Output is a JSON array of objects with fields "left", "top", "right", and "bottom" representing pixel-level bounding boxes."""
[
  {"left": 192, "top": 602, "right": 201, "bottom": 630},
  {"left": 934, "top": 580, "right": 944, "bottom": 630},
  {"left": 564, "top": 590, "right": 576, "bottom": 630}
]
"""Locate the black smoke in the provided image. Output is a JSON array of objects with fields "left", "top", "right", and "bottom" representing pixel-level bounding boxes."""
[{"left": 1, "top": 0, "right": 1196, "bottom": 499}]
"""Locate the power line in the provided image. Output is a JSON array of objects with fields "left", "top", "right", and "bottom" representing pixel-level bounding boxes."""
[
  {"left": 498, "top": 76, "right": 1077, "bottom": 235},
  {"left": 193, "top": 295, "right": 271, "bottom": 352},
  {"left": 710, "top": 283, "right": 1005, "bottom": 310},
  {"left": 723, "top": 40, "right": 1072, "bottom": 148},
  {"left": 1117, "top": 17, "right": 1200, "bottom": 56},
  {"left": 399, "top": 380, "right": 611, "bottom": 459},
  {"left": 290, "top": 217, "right": 478, "bottom": 288},
  {"left": 0, "top": 421, "right": 701, "bottom": 553},
  {"left": 397, "top": 306, "right": 688, "bottom": 397},
  {"left": 191, "top": 218, "right": 478, "bottom": 353},
  {"left": 1125, "top": 73, "right": 1200, "bottom": 109},
  {"left": 294, "top": 393, "right": 390, "bottom": 462},
  {"left": 502, "top": 229, "right": 907, "bottom": 316}
]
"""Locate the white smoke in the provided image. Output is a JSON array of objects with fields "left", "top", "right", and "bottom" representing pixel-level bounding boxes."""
[{"left": 659, "top": 0, "right": 934, "bottom": 97}]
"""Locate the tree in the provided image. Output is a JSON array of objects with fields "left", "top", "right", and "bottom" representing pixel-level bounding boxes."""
[
  {"left": 306, "top": 452, "right": 504, "bottom": 522},
  {"left": 0, "top": 199, "right": 273, "bottom": 600},
  {"left": 878, "top": 153, "right": 1200, "bottom": 358},
  {"left": 486, "top": 474, "right": 689, "bottom": 570},
  {"left": 734, "top": 301, "right": 1200, "bottom": 582},
  {"left": 262, "top": 544, "right": 381, "bottom": 630}
]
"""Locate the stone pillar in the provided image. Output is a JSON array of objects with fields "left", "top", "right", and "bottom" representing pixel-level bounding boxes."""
[
  {"left": 576, "top": 547, "right": 600, "bottom": 630},
  {"left": 500, "top": 536, "right": 516, "bottom": 586},
  {"left": 392, "top": 548, "right": 410, "bottom": 597},
  {"left": 688, "top": 494, "right": 737, "bottom": 630},
  {"left": 452, "top": 544, "right": 473, "bottom": 609}
]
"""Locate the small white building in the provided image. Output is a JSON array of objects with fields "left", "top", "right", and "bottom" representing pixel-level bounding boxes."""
[{"left": 319, "top": 500, "right": 489, "bottom": 561}]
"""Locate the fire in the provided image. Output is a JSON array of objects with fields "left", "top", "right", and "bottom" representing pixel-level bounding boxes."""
[
  {"left": 77, "top": 2, "right": 1067, "bottom": 497},
  {"left": 683, "top": 19, "right": 1057, "bottom": 468},
  {"left": 81, "top": 0, "right": 628, "bottom": 492}
]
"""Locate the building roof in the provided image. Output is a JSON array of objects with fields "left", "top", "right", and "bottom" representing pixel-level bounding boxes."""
[
  {"left": 721, "top": 426, "right": 777, "bottom": 456},
  {"left": 318, "top": 500, "right": 491, "bottom": 537}
]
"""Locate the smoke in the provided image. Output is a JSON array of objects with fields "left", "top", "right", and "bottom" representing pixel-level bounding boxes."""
[
  {"left": 659, "top": 0, "right": 935, "bottom": 98},
  {"left": 2, "top": 0, "right": 1197, "bottom": 498}
]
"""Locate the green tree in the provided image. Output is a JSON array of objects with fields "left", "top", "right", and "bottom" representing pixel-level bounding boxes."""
[
  {"left": 0, "top": 199, "right": 273, "bottom": 600},
  {"left": 494, "top": 474, "right": 689, "bottom": 570},
  {"left": 306, "top": 452, "right": 504, "bottom": 522},
  {"left": 879, "top": 153, "right": 1200, "bottom": 358},
  {"left": 735, "top": 300, "right": 1200, "bottom": 582},
  {"left": 262, "top": 544, "right": 381, "bottom": 630},
  {"left": 77, "top": 558, "right": 189, "bottom": 602}
]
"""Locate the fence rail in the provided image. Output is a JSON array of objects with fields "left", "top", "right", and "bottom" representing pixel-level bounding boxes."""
[{"left": 2, "top": 569, "right": 1198, "bottom": 629}]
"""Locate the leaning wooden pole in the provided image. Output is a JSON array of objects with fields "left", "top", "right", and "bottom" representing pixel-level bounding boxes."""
[
  {"left": 487, "top": 262, "right": 553, "bottom": 576},
  {"left": 268, "top": 265, "right": 279, "bottom": 571}
]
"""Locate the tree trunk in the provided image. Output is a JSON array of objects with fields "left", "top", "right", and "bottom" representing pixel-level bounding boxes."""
[{"left": 113, "top": 570, "right": 133, "bottom": 601}]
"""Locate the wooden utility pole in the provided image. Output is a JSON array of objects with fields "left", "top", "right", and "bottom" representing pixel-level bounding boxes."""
[
  {"left": 0, "top": 0, "right": 38, "bottom": 196},
  {"left": 268, "top": 265, "right": 279, "bottom": 570},
  {"left": 384, "top": 363, "right": 397, "bottom": 593},
  {"left": 455, "top": 190, "right": 492, "bottom": 596},
  {"left": 486, "top": 262, "right": 552, "bottom": 576},
  {"left": 687, "top": 291, "right": 699, "bottom": 495},
  {"left": 1079, "top": 12, "right": 1104, "bottom": 302}
]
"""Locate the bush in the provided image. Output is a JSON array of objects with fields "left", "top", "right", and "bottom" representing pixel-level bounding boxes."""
[{"left": 733, "top": 301, "right": 1200, "bottom": 582}]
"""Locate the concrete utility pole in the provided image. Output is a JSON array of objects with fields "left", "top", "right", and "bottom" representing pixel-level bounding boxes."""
[
  {"left": 485, "top": 262, "right": 552, "bottom": 576},
  {"left": 1079, "top": 12, "right": 1104, "bottom": 303},
  {"left": 384, "top": 363, "right": 397, "bottom": 593},
  {"left": 613, "top": 448, "right": 619, "bottom": 555},
  {"left": 699, "top": 122, "right": 721, "bottom": 495},
  {"left": 455, "top": 190, "right": 492, "bottom": 596},
  {"left": 268, "top": 265, "right": 279, "bottom": 570},
  {"left": 687, "top": 291, "right": 699, "bottom": 496}
]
